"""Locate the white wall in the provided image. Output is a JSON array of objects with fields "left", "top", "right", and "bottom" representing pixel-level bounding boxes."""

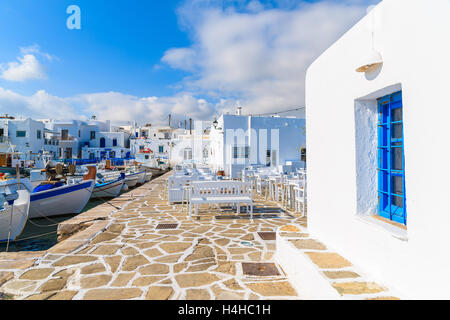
[
  {"left": 306, "top": 0, "right": 450, "bottom": 299},
  {"left": 7, "top": 118, "right": 45, "bottom": 156}
]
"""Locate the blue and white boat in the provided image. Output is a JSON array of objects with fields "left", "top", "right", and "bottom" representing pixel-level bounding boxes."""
[
  {"left": 0, "top": 190, "right": 30, "bottom": 243},
  {"left": 0, "top": 166, "right": 97, "bottom": 219},
  {"left": 91, "top": 172, "right": 125, "bottom": 199}
]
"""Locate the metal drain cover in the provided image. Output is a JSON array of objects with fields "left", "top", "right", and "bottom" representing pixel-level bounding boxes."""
[
  {"left": 258, "top": 232, "right": 276, "bottom": 240},
  {"left": 156, "top": 223, "right": 178, "bottom": 230},
  {"left": 242, "top": 263, "right": 281, "bottom": 276}
]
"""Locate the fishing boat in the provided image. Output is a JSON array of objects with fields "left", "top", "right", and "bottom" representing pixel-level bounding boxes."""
[
  {"left": 27, "top": 166, "right": 97, "bottom": 219},
  {"left": 135, "top": 171, "right": 147, "bottom": 185},
  {"left": 122, "top": 165, "right": 146, "bottom": 185},
  {"left": 133, "top": 152, "right": 169, "bottom": 177},
  {"left": 91, "top": 172, "right": 125, "bottom": 199},
  {"left": 124, "top": 173, "right": 139, "bottom": 188},
  {"left": 0, "top": 190, "right": 30, "bottom": 243}
]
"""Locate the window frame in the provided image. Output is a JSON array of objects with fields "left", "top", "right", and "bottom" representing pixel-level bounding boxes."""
[
  {"left": 16, "top": 130, "right": 26, "bottom": 138},
  {"left": 377, "top": 91, "right": 407, "bottom": 225}
]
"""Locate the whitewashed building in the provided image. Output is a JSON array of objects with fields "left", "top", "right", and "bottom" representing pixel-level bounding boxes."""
[
  {"left": 42, "top": 119, "right": 132, "bottom": 160},
  {"left": 82, "top": 131, "right": 131, "bottom": 160},
  {"left": 130, "top": 121, "right": 211, "bottom": 167},
  {"left": 42, "top": 119, "right": 100, "bottom": 159},
  {"left": 131, "top": 126, "right": 175, "bottom": 161},
  {"left": 210, "top": 112, "right": 306, "bottom": 178},
  {"left": 0, "top": 116, "right": 50, "bottom": 163},
  {"left": 169, "top": 121, "right": 211, "bottom": 167},
  {"left": 305, "top": 0, "right": 450, "bottom": 298}
]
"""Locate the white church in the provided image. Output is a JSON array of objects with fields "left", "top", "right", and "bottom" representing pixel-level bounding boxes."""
[{"left": 306, "top": 0, "right": 450, "bottom": 299}]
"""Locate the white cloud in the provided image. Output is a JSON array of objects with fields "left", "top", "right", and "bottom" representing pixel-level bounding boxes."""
[
  {"left": 161, "top": 48, "right": 197, "bottom": 72},
  {"left": 1, "top": 54, "right": 46, "bottom": 82},
  {"left": 163, "top": 0, "right": 380, "bottom": 115},
  {"left": 79, "top": 91, "right": 217, "bottom": 125},
  {"left": 20, "top": 44, "right": 56, "bottom": 62},
  {"left": 0, "top": 44, "right": 54, "bottom": 82},
  {"left": 0, "top": 88, "right": 81, "bottom": 119},
  {"left": 0, "top": 88, "right": 217, "bottom": 126}
]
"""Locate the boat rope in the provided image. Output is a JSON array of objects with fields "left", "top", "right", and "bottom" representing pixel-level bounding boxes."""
[
  {"left": 16, "top": 230, "right": 58, "bottom": 241},
  {"left": 26, "top": 218, "right": 61, "bottom": 228}
]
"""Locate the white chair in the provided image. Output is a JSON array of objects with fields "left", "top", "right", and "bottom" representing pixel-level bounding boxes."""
[
  {"left": 255, "top": 176, "right": 268, "bottom": 199},
  {"left": 293, "top": 185, "right": 306, "bottom": 216},
  {"left": 268, "top": 176, "right": 283, "bottom": 202}
]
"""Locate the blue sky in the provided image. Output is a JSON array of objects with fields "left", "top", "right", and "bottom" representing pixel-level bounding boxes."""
[
  {"left": 0, "top": 0, "right": 191, "bottom": 97},
  {"left": 0, "top": 0, "right": 379, "bottom": 124}
]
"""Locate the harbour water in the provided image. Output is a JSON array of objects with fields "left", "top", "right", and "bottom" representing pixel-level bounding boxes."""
[{"left": 0, "top": 199, "right": 105, "bottom": 253}]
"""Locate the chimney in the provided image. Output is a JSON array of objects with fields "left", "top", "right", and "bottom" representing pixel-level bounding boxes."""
[
  {"left": 189, "top": 118, "right": 192, "bottom": 135},
  {"left": 168, "top": 114, "right": 171, "bottom": 127},
  {"left": 236, "top": 106, "right": 242, "bottom": 116},
  {"left": 185, "top": 120, "right": 187, "bottom": 130}
]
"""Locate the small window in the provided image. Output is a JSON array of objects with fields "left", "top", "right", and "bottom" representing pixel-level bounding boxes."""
[
  {"left": 233, "top": 146, "right": 250, "bottom": 159},
  {"left": 37, "top": 130, "right": 42, "bottom": 139},
  {"left": 61, "top": 129, "right": 69, "bottom": 140},
  {"left": 159, "top": 145, "right": 164, "bottom": 153},
  {"left": 301, "top": 147, "right": 307, "bottom": 162},
  {"left": 113, "top": 138, "right": 118, "bottom": 147},
  {"left": 90, "top": 131, "right": 96, "bottom": 140},
  {"left": 184, "top": 148, "right": 193, "bottom": 160},
  {"left": 16, "top": 131, "right": 26, "bottom": 138}
]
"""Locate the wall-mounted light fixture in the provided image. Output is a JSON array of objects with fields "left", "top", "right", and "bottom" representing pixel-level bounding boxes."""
[
  {"left": 356, "top": 49, "right": 383, "bottom": 73},
  {"left": 356, "top": 6, "right": 383, "bottom": 73}
]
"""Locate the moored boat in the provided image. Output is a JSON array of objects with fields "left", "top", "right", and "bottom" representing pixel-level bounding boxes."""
[
  {"left": 28, "top": 166, "right": 97, "bottom": 219},
  {"left": 91, "top": 173, "right": 125, "bottom": 199},
  {"left": 124, "top": 174, "right": 139, "bottom": 188},
  {"left": 0, "top": 190, "right": 30, "bottom": 243},
  {"left": 135, "top": 171, "right": 147, "bottom": 185}
]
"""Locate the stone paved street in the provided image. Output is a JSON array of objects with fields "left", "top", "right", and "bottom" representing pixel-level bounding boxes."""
[
  {"left": 0, "top": 172, "right": 399, "bottom": 300},
  {"left": 0, "top": 173, "right": 306, "bottom": 300}
]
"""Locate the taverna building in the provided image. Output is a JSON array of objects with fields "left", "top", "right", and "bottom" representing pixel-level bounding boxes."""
[{"left": 305, "top": 0, "right": 450, "bottom": 298}]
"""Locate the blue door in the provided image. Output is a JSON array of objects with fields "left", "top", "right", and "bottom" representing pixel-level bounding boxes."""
[
  {"left": 377, "top": 91, "right": 406, "bottom": 225},
  {"left": 100, "top": 137, "right": 106, "bottom": 148}
]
